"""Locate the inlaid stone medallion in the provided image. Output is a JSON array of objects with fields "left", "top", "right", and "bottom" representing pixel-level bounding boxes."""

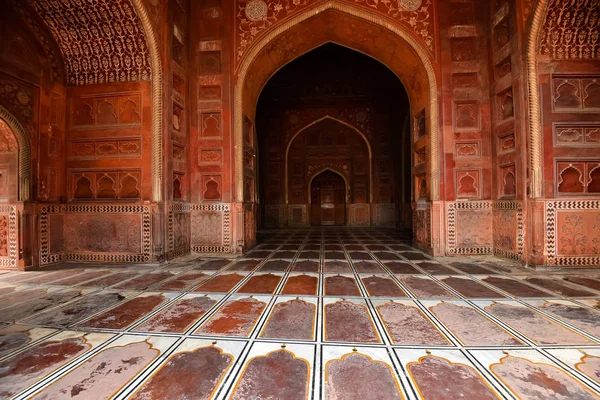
[
  {"left": 231, "top": 350, "right": 309, "bottom": 400},
  {"left": 130, "top": 346, "right": 232, "bottom": 400},
  {"left": 377, "top": 302, "right": 448, "bottom": 345},
  {"left": 261, "top": 299, "right": 316, "bottom": 340},
  {"left": 135, "top": 296, "right": 217, "bottom": 333},
  {"left": 325, "top": 300, "right": 379, "bottom": 343},
  {"left": 409, "top": 355, "right": 499, "bottom": 400},
  {"left": 429, "top": 302, "right": 522, "bottom": 346},
  {"left": 326, "top": 353, "right": 402, "bottom": 399},
  {"left": 492, "top": 356, "right": 599, "bottom": 400},
  {"left": 197, "top": 297, "right": 266, "bottom": 336}
]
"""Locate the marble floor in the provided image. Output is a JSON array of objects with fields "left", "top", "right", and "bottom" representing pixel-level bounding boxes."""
[{"left": 2, "top": 229, "right": 600, "bottom": 399}]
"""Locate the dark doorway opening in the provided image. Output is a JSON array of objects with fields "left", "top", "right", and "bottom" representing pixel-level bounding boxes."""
[{"left": 310, "top": 170, "right": 346, "bottom": 226}]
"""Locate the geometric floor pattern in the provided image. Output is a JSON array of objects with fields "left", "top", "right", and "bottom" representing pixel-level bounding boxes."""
[{"left": 2, "top": 228, "right": 600, "bottom": 399}]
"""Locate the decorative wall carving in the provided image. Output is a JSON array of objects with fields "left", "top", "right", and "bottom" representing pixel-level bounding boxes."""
[
  {"left": 70, "top": 95, "right": 142, "bottom": 128},
  {"left": 167, "top": 202, "right": 191, "bottom": 259},
  {"left": 546, "top": 200, "right": 600, "bottom": 266},
  {"left": 447, "top": 201, "right": 493, "bottom": 255},
  {"left": 70, "top": 170, "right": 141, "bottom": 200},
  {"left": 498, "top": 132, "right": 515, "bottom": 153},
  {"left": 493, "top": 201, "right": 524, "bottom": 260},
  {"left": 199, "top": 149, "right": 222, "bottom": 165},
  {"left": 0, "top": 74, "right": 35, "bottom": 135},
  {"left": 69, "top": 139, "right": 142, "bottom": 159},
  {"left": 456, "top": 170, "right": 481, "bottom": 199},
  {"left": 202, "top": 176, "right": 222, "bottom": 201},
  {"left": 39, "top": 204, "right": 152, "bottom": 265},
  {"left": 235, "top": 0, "right": 435, "bottom": 66},
  {"left": 499, "top": 164, "right": 517, "bottom": 198},
  {"left": 552, "top": 76, "right": 600, "bottom": 111},
  {"left": 454, "top": 102, "right": 480, "bottom": 131},
  {"left": 28, "top": 0, "right": 152, "bottom": 85},
  {"left": 540, "top": 0, "right": 600, "bottom": 60},
  {"left": 454, "top": 141, "right": 480, "bottom": 159},
  {"left": 189, "top": 203, "right": 231, "bottom": 253},
  {"left": 0, "top": 205, "right": 17, "bottom": 269},
  {"left": 200, "top": 112, "right": 222, "bottom": 138},
  {"left": 556, "top": 160, "right": 600, "bottom": 195},
  {"left": 554, "top": 124, "right": 600, "bottom": 147}
]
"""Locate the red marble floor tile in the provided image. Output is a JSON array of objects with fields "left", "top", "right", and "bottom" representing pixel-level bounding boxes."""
[
  {"left": 0, "top": 289, "right": 84, "bottom": 323},
  {"left": 196, "top": 297, "right": 266, "bottom": 336},
  {"left": 0, "top": 336, "right": 92, "bottom": 398},
  {"left": 130, "top": 346, "right": 232, "bottom": 400},
  {"left": 576, "top": 355, "right": 600, "bottom": 385},
  {"left": 0, "top": 271, "right": 47, "bottom": 283},
  {"left": 373, "top": 252, "right": 401, "bottom": 261},
  {"left": 0, "top": 286, "right": 15, "bottom": 296},
  {"left": 429, "top": 302, "right": 523, "bottom": 346},
  {"left": 154, "top": 271, "right": 208, "bottom": 291},
  {"left": 416, "top": 262, "right": 457, "bottom": 275},
  {"left": 377, "top": 302, "right": 448, "bottom": 345},
  {"left": 231, "top": 350, "right": 309, "bottom": 400},
  {"left": 399, "top": 277, "right": 457, "bottom": 299},
  {"left": 384, "top": 261, "right": 421, "bottom": 274},
  {"left": 409, "top": 356, "right": 499, "bottom": 400},
  {"left": 0, "top": 287, "right": 51, "bottom": 308},
  {"left": 135, "top": 296, "right": 217, "bottom": 333},
  {"left": 229, "top": 260, "right": 260, "bottom": 271},
  {"left": 366, "top": 245, "right": 387, "bottom": 250},
  {"left": 0, "top": 326, "right": 37, "bottom": 358},
  {"left": 282, "top": 275, "right": 319, "bottom": 295},
  {"left": 349, "top": 252, "right": 373, "bottom": 261},
  {"left": 237, "top": 274, "right": 282, "bottom": 294},
  {"left": 303, "top": 244, "right": 321, "bottom": 251},
  {"left": 25, "top": 292, "right": 127, "bottom": 327},
  {"left": 482, "top": 276, "right": 552, "bottom": 297},
  {"left": 51, "top": 270, "right": 113, "bottom": 286},
  {"left": 325, "top": 251, "right": 346, "bottom": 260},
  {"left": 194, "top": 273, "right": 245, "bottom": 293},
  {"left": 79, "top": 271, "right": 140, "bottom": 288},
  {"left": 32, "top": 341, "right": 159, "bottom": 400},
  {"left": 196, "top": 259, "right": 232, "bottom": 271},
  {"left": 261, "top": 299, "right": 316, "bottom": 340},
  {"left": 245, "top": 251, "right": 272, "bottom": 259},
  {"left": 539, "top": 301, "right": 600, "bottom": 337},
  {"left": 292, "top": 260, "right": 320, "bottom": 273},
  {"left": 388, "top": 244, "right": 412, "bottom": 251},
  {"left": 325, "top": 244, "right": 342, "bottom": 250},
  {"left": 79, "top": 294, "right": 168, "bottom": 330},
  {"left": 362, "top": 276, "right": 407, "bottom": 297},
  {"left": 345, "top": 245, "right": 364, "bottom": 251},
  {"left": 449, "top": 262, "right": 494, "bottom": 274},
  {"left": 491, "top": 356, "right": 598, "bottom": 400},
  {"left": 401, "top": 252, "right": 426, "bottom": 260},
  {"left": 326, "top": 353, "right": 402, "bottom": 399},
  {"left": 563, "top": 276, "right": 600, "bottom": 291},
  {"left": 299, "top": 250, "right": 320, "bottom": 259},
  {"left": 485, "top": 303, "right": 594, "bottom": 345},
  {"left": 353, "top": 261, "right": 386, "bottom": 274},
  {"left": 525, "top": 277, "right": 597, "bottom": 297},
  {"left": 441, "top": 277, "right": 506, "bottom": 298},
  {"left": 113, "top": 272, "right": 175, "bottom": 290},
  {"left": 275, "top": 251, "right": 296, "bottom": 259},
  {"left": 259, "top": 260, "right": 290, "bottom": 272},
  {"left": 324, "top": 261, "right": 352, "bottom": 273},
  {"left": 281, "top": 244, "right": 299, "bottom": 250},
  {"left": 325, "top": 300, "right": 379, "bottom": 343},
  {"left": 19, "top": 269, "right": 85, "bottom": 285},
  {"left": 325, "top": 276, "right": 361, "bottom": 296}
]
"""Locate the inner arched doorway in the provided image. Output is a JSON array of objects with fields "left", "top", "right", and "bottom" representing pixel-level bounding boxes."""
[
  {"left": 310, "top": 170, "right": 347, "bottom": 226},
  {"left": 236, "top": 3, "right": 439, "bottom": 252}
]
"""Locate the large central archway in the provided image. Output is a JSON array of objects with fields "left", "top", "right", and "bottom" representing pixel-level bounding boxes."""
[{"left": 235, "top": 2, "right": 440, "bottom": 249}]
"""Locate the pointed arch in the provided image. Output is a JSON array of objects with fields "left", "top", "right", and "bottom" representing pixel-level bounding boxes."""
[
  {"left": 285, "top": 115, "right": 372, "bottom": 204},
  {"left": 235, "top": 1, "right": 440, "bottom": 203},
  {"left": 0, "top": 105, "right": 31, "bottom": 201},
  {"left": 308, "top": 167, "right": 350, "bottom": 204}
]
